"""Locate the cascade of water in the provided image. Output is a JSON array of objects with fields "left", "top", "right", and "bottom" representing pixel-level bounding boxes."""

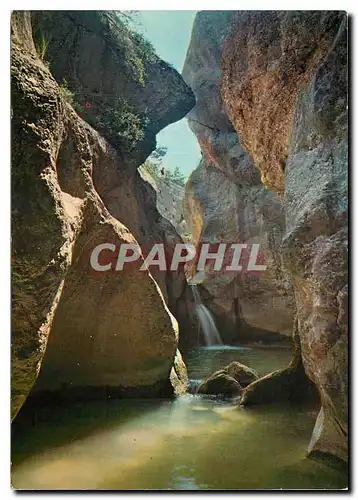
[{"left": 191, "top": 285, "right": 223, "bottom": 346}]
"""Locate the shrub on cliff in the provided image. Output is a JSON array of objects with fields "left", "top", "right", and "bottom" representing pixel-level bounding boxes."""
[
  {"left": 104, "top": 11, "right": 156, "bottom": 86},
  {"left": 142, "top": 161, "right": 187, "bottom": 188},
  {"left": 93, "top": 97, "right": 146, "bottom": 153}
]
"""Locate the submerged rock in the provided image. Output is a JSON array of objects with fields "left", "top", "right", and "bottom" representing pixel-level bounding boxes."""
[
  {"left": 196, "top": 360, "right": 258, "bottom": 396},
  {"left": 197, "top": 373, "right": 242, "bottom": 397},
  {"left": 226, "top": 361, "right": 259, "bottom": 387}
]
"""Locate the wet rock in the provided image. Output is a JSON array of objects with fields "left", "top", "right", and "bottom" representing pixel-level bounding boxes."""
[
  {"left": 226, "top": 361, "right": 259, "bottom": 387},
  {"left": 222, "top": 10, "right": 348, "bottom": 463},
  {"left": 11, "top": 11, "right": 195, "bottom": 418},
  {"left": 170, "top": 349, "right": 189, "bottom": 396},
  {"left": 196, "top": 359, "right": 258, "bottom": 396},
  {"left": 240, "top": 361, "right": 308, "bottom": 405},
  {"left": 197, "top": 372, "right": 242, "bottom": 397}
]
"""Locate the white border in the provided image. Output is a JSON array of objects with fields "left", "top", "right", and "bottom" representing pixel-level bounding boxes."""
[{"left": 1, "top": 2, "right": 356, "bottom": 499}]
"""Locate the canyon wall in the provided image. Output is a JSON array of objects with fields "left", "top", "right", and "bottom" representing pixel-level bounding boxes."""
[
  {"left": 222, "top": 9, "right": 348, "bottom": 464},
  {"left": 139, "top": 167, "right": 190, "bottom": 242},
  {"left": 182, "top": 11, "right": 295, "bottom": 343},
  {"left": 183, "top": 10, "right": 348, "bottom": 463},
  {"left": 11, "top": 11, "right": 195, "bottom": 418}
]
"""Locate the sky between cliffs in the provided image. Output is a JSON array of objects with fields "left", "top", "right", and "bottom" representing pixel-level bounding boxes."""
[{"left": 137, "top": 11, "right": 201, "bottom": 177}]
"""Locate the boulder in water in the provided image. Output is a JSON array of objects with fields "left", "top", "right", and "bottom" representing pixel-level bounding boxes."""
[
  {"left": 11, "top": 11, "right": 195, "bottom": 418},
  {"left": 240, "top": 324, "right": 317, "bottom": 406},
  {"left": 196, "top": 360, "right": 259, "bottom": 397},
  {"left": 196, "top": 372, "right": 242, "bottom": 397},
  {"left": 226, "top": 361, "right": 259, "bottom": 387}
]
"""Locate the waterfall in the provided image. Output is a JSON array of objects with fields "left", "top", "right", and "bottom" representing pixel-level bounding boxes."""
[{"left": 191, "top": 286, "right": 223, "bottom": 346}]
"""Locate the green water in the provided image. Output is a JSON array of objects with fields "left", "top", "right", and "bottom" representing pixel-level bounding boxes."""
[{"left": 11, "top": 346, "right": 348, "bottom": 490}]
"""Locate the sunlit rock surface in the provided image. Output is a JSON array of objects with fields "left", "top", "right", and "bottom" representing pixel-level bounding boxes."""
[
  {"left": 182, "top": 11, "right": 295, "bottom": 343},
  {"left": 221, "top": 11, "right": 348, "bottom": 462}
]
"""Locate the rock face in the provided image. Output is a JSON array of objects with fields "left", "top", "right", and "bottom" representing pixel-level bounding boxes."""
[
  {"left": 11, "top": 11, "right": 194, "bottom": 418},
  {"left": 31, "top": 11, "right": 194, "bottom": 164},
  {"left": 221, "top": 11, "right": 345, "bottom": 196},
  {"left": 197, "top": 373, "right": 242, "bottom": 397},
  {"left": 139, "top": 168, "right": 189, "bottom": 241},
  {"left": 221, "top": 12, "right": 348, "bottom": 462},
  {"left": 182, "top": 11, "right": 295, "bottom": 343},
  {"left": 241, "top": 319, "right": 315, "bottom": 406}
]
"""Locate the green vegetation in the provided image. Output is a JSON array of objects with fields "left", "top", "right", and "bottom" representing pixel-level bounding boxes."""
[
  {"left": 59, "top": 79, "right": 75, "bottom": 105},
  {"left": 102, "top": 11, "right": 157, "bottom": 87},
  {"left": 60, "top": 84, "right": 146, "bottom": 153},
  {"left": 34, "top": 11, "right": 160, "bottom": 153},
  {"left": 150, "top": 146, "right": 168, "bottom": 161},
  {"left": 113, "top": 11, "right": 156, "bottom": 60},
  {"left": 165, "top": 166, "right": 186, "bottom": 187},
  {"left": 67, "top": 11, "right": 157, "bottom": 149},
  {"left": 141, "top": 146, "right": 187, "bottom": 188},
  {"left": 95, "top": 97, "right": 146, "bottom": 152},
  {"left": 34, "top": 33, "right": 49, "bottom": 61},
  {"left": 142, "top": 160, "right": 160, "bottom": 178},
  {"left": 132, "top": 55, "right": 145, "bottom": 86}
]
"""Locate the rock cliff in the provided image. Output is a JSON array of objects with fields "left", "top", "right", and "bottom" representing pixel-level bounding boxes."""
[
  {"left": 11, "top": 11, "right": 194, "bottom": 418},
  {"left": 222, "top": 9, "right": 348, "bottom": 465},
  {"left": 182, "top": 10, "right": 348, "bottom": 464},
  {"left": 139, "top": 168, "right": 189, "bottom": 241},
  {"left": 182, "top": 11, "right": 295, "bottom": 343}
]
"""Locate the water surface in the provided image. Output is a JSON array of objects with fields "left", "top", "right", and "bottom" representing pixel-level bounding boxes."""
[{"left": 12, "top": 346, "right": 348, "bottom": 490}]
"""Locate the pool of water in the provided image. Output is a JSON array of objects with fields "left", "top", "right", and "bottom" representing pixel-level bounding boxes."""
[
  {"left": 11, "top": 346, "right": 348, "bottom": 490},
  {"left": 186, "top": 344, "right": 291, "bottom": 386}
]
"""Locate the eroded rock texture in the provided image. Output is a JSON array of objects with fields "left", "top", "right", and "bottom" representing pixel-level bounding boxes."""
[
  {"left": 11, "top": 11, "right": 194, "bottom": 418},
  {"left": 221, "top": 11, "right": 348, "bottom": 462},
  {"left": 31, "top": 11, "right": 194, "bottom": 165},
  {"left": 221, "top": 11, "right": 344, "bottom": 195},
  {"left": 182, "top": 11, "right": 294, "bottom": 343}
]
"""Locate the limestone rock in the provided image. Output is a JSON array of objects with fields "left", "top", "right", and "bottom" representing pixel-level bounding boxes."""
[
  {"left": 31, "top": 11, "right": 195, "bottom": 164},
  {"left": 197, "top": 359, "right": 258, "bottom": 397},
  {"left": 221, "top": 11, "right": 345, "bottom": 194},
  {"left": 226, "top": 361, "right": 259, "bottom": 387},
  {"left": 283, "top": 16, "right": 348, "bottom": 463},
  {"left": 170, "top": 349, "right": 189, "bottom": 396},
  {"left": 11, "top": 11, "right": 195, "bottom": 418},
  {"left": 241, "top": 326, "right": 312, "bottom": 405},
  {"left": 222, "top": 11, "right": 348, "bottom": 462},
  {"left": 197, "top": 373, "right": 242, "bottom": 397},
  {"left": 182, "top": 11, "right": 295, "bottom": 343},
  {"left": 139, "top": 167, "right": 189, "bottom": 242}
]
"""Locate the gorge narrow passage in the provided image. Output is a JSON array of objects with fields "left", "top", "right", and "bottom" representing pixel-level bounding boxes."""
[
  {"left": 11, "top": 9, "right": 348, "bottom": 492},
  {"left": 12, "top": 346, "right": 346, "bottom": 490}
]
